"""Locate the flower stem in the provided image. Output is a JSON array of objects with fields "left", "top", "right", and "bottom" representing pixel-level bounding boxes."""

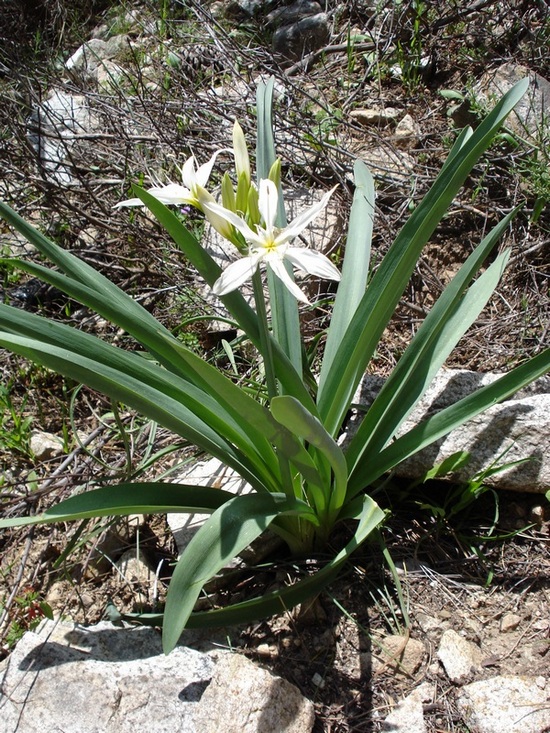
[{"left": 252, "top": 270, "right": 278, "bottom": 401}]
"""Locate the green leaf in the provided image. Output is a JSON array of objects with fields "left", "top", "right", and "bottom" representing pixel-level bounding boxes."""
[
  {"left": 0, "top": 483, "right": 235, "bottom": 528},
  {"left": 271, "top": 395, "right": 347, "bottom": 518},
  {"left": 346, "top": 210, "right": 517, "bottom": 478},
  {"left": 257, "top": 77, "right": 303, "bottom": 376},
  {"left": 318, "top": 78, "right": 530, "bottom": 436},
  {"left": 351, "top": 347, "right": 550, "bottom": 490},
  {"left": 153, "top": 494, "right": 383, "bottom": 644},
  {"left": 162, "top": 492, "right": 315, "bottom": 652},
  {"left": 320, "top": 160, "right": 374, "bottom": 382}
]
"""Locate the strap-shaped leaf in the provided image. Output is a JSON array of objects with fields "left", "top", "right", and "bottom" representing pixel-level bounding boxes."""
[
  {"left": 271, "top": 395, "right": 347, "bottom": 518},
  {"left": 346, "top": 210, "right": 518, "bottom": 475},
  {"left": 349, "top": 347, "right": 550, "bottom": 492},
  {"left": 317, "top": 78, "right": 529, "bottom": 436},
  {"left": 320, "top": 160, "right": 374, "bottom": 381},
  {"left": 257, "top": 77, "right": 303, "bottom": 375},
  {"left": 162, "top": 491, "right": 316, "bottom": 652},
  {"left": 0, "top": 483, "right": 235, "bottom": 528},
  {"left": 0, "top": 332, "right": 279, "bottom": 492}
]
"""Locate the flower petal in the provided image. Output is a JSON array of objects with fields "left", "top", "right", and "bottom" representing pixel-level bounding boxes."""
[
  {"left": 233, "top": 121, "right": 250, "bottom": 184},
  {"left": 145, "top": 183, "right": 194, "bottom": 205},
  {"left": 114, "top": 197, "right": 144, "bottom": 208},
  {"left": 202, "top": 199, "right": 263, "bottom": 246},
  {"left": 268, "top": 257, "right": 310, "bottom": 304},
  {"left": 180, "top": 156, "right": 197, "bottom": 188},
  {"left": 274, "top": 185, "right": 337, "bottom": 245},
  {"left": 285, "top": 247, "right": 341, "bottom": 281},
  {"left": 212, "top": 254, "right": 261, "bottom": 296},
  {"left": 258, "top": 179, "right": 279, "bottom": 235}
]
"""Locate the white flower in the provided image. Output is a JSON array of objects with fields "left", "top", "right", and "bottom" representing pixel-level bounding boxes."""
[
  {"left": 115, "top": 150, "right": 226, "bottom": 209},
  {"left": 203, "top": 179, "right": 340, "bottom": 304}
]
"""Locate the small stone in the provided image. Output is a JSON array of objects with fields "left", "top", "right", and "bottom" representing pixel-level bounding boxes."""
[
  {"left": 30, "top": 430, "right": 64, "bottom": 460},
  {"left": 437, "top": 629, "right": 484, "bottom": 683},
  {"left": 394, "top": 114, "right": 421, "bottom": 147},
  {"left": 373, "top": 635, "right": 425, "bottom": 676},
  {"left": 311, "top": 672, "right": 325, "bottom": 688},
  {"left": 350, "top": 107, "right": 399, "bottom": 126},
  {"left": 500, "top": 612, "right": 522, "bottom": 633},
  {"left": 383, "top": 682, "right": 434, "bottom": 733}
]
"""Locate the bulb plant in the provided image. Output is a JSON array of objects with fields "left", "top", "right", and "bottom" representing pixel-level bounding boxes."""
[{"left": 0, "top": 78, "right": 548, "bottom": 654}]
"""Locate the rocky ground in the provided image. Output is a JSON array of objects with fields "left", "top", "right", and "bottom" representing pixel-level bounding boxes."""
[{"left": 0, "top": 1, "right": 549, "bottom": 731}]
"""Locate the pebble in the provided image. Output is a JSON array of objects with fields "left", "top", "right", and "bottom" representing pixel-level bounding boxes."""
[{"left": 500, "top": 612, "right": 521, "bottom": 633}]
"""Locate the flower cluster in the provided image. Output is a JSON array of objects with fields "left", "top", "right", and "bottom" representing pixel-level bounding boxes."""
[{"left": 116, "top": 122, "right": 340, "bottom": 303}]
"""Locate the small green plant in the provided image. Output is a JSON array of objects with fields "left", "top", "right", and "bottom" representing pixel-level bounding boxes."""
[
  {"left": 0, "top": 382, "right": 33, "bottom": 457},
  {"left": 0, "top": 78, "right": 548, "bottom": 656},
  {"left": 2, "top": 586, "right": 53, "bottom": 649}
]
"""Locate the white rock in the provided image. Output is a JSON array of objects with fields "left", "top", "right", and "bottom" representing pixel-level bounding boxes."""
[
  {"left": 350, "top": 107, "right": 400, "bottom": 126},
  {"left": 0, "top": 619, "right": 314, "bottom": 733},
  {"left": 500, "top": 612, "right": 522, "bottom": 633},
  {"left": 348, "top": 369, "right": 550, "bottom": 493},
  {"left": 437, "top": 629, "right": 484, "bottom": 683},
  {"left": 0, "top": 619, "right": 217, "bottom": 733},
  {"left": 192, "top": 653, "right": 315, "bottom": 732},
  {"left": 394, "top": 113, "right": 421, "bottom": 147},
  {"left": 383, "top": 682, "right": 434, "bottom": 733},
  {"left": 30, "top": 430, "right": 64, "bottom": 460},
  {"left": 457, "top": 675, "right": 550, "bottom": 733},
  {"left": 167, "top": 456, "right": 253, "bottom": 555}
]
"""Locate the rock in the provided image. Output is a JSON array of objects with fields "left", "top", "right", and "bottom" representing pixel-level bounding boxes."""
[
  {"left": 382, "top": 682, "right": 434, "bottom": 733},
  {"left": 372, "top": 634, "right": 425, "bottom": 676},
  {"left": 272, "top": 13, "right": 330, "bottom": 60},
  {"left": 500, "top": 613, "right": 522, "bottom": 633},
  {"left": 26, "top": 89, "right": 100, "bottom": 186},
  {"left": 167, "top": 456, "right": 252, "bottom": 555},
  {"left": 65, "top": 36, "right": 131, "bottom": 80},
  {"left": 457, "top": 675, "right": 550, "bottom": 733},
  {"left": 192, "top": 653, "right": 315, "bottom": 733},
  {"left": 347, "top": 369, "right": 550, "bottom": 493},
  {"left": 476, "top": 63, "right": 550, "bottom": 142},
  {"left": 0, "top": 619, "right": 314, "bottom": 733},
  {"left": 30, "top": 430, "right": 64, "bottom": 460},
  {"left": 349, "top": 144, "right": 416, "bottom": 194},
  {"left": 437, "top": 629, "right": 484, "bottom": 683},
  {"left": 394, "top": 114, "right": 421, "bottom": 148},
  {"left": 267, "top": 1, "right": 323, "bottom": 28},
  {"left": 0, "top": 619, "right": 217, "bottom": 733},
  {"left": 350, "top": 107, "right": 400, "bottom": 126}
]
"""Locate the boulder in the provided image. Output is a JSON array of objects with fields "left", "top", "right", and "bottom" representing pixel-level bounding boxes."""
[
  {"left": 348, "top": 369, "right": 550, "bottom": 493},
  {"left": 0, "top": 619, "right": 315, "bottom": 733}
]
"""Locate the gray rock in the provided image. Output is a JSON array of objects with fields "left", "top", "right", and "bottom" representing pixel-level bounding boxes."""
[
  {"left": 437, "top": 629, "right": 484, "bottom": 683},
  {"left": 192, "top": 652, "right": 315, "bottom": 733},
  {"left": 457, "top": 675, "right": 550, "bottom": 733},
  {"left": 267, "top": 1, "right": 323, "bottom": 28},
  {"left": 272, "top": 13, "right": 330, "bottom": 60},
  {"left": 0, "top": 619, "right": 314, "bottom": 733},
  {"left": 476, "top": 63, "right": 550, "bottom": 142},
  {"left": 348, "top": 369, "right": 550, "bottom": 493},
  {"left": 65, "top": 36, "right": 131, "bottom": 79},
  {"left": 350, "top": 107, "right": 400, "bottom": 126},
  {"left": 29, "top": 430, "right": 64, "bottom": 460}
]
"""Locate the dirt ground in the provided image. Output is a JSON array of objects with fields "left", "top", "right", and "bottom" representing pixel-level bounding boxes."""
[{"left": 0, "top": 1, "right": 549, "bottom": 730}]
